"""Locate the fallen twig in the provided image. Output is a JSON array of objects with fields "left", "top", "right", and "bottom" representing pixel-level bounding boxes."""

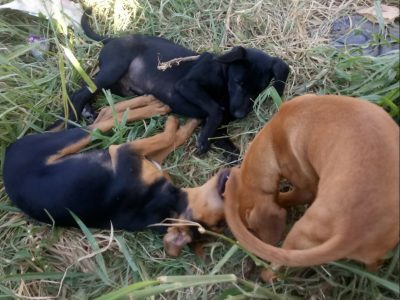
[{"left": 157, "top": 55, "right": 200, "bottom": 71}]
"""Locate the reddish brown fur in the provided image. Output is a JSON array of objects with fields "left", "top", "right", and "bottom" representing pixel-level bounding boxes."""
[
  {"left": 163, "top": 169, "right": 228, "bottom": 256},
  {"left": 224, "top": 94, "right": 399, "bottom": 277}
]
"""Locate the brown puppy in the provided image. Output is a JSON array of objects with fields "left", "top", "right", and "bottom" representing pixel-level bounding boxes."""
[{"left": 224, "top": 94, "right": 399, "bottom": 279}]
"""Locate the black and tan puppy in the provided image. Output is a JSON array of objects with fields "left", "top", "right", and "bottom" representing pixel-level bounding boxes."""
[
  {"left": 68, "top": 9, "right": 289, "bottom": 156},
  {"left": 3, "top": 96, "right": 228, "bottom": 241}
]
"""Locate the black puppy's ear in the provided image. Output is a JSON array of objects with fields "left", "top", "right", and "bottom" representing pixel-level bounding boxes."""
[
  {"left": 217, "top": 168, "right": 231, "bottom": 197},
  {"left": 271, "top": 58, "right": 290, "bottom": 96},
  {"left": 216, "top": 46, "right": 246, "bottom": 63}
]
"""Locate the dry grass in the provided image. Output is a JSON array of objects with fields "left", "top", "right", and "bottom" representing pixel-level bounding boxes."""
[{"left": 0, "top": 0, "right": 399, "bottom": 299}]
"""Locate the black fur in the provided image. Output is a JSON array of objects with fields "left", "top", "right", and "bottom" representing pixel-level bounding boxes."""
[
  {"left": 68, "top": 10, "right": 290, "bottom": 155},
  {"left": 3, "top": 128, "right": 188, "bottom": 231}
]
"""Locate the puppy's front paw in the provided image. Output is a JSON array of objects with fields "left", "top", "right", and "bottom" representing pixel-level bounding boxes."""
[
  {"left": 260, "top": 268, "right": 279, "bottom": 283},
  {"left": 82, "top": 104, "right": 96, "bottom": 123},
  {"left": 196, "top": 140, "right": 211, "bottom": 155},
  {"left": 166, "top": 115, "right": 179, "bottom": 125},
  {"left": 154, "top": 103, "right": 171, "bottom": 116},
  {"left": 163, "top": 227, "right": 193, "bottom": 257}
]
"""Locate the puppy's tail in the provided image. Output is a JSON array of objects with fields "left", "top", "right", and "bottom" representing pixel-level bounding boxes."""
[
  {"left": 81, "top": 8, "right": 112, "bottom": 44},
  {"left": 224, "top": 192, "right": 345, "bottom": 267}
]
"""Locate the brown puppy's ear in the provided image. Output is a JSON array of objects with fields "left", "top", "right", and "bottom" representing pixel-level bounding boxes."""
[
  {"left": 163, "top": 227, "right": 193, "bottom": 257},
  {"left": 216, "top": 46, "right": 246, "bottom": 63},
  {"left": 247, "top": 198, "right": 287, "bottom": 246}
]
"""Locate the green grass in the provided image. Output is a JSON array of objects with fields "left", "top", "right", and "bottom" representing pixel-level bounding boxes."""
[{"left": 0, "top": 0, "right": 399, "bottom": 299}]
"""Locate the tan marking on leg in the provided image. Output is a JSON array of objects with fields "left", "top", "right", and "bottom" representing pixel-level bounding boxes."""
[
  {"left": 108, "top": 145, "right": 120, "bottom": 172},
  {"left": 94, "top": 95, "right": 170, "bottom": 124},
  {"left": 46, "top": 96, "right": 170, "bottom": 165},
  {"left": 127, "top": 116, "right": 179, "bottom": 160},
  {"left": 46, "top": 121, "right": 66, "bottom": 132},
  {"left": 164, "top": 115, "right": 180, "bottom": 132},
  {"left": 175, "top": 118, "right": 200, "bottom": 144},
  {"left": 139, "top": 118, "right": 200, "bottom": 164},
  {"left": 163, "top": 171, "right": 172, "bottom": 182},
  {"left": 95, "top": 95, "right": 156, "bottom": 122},
  {"left": 260, "top": 266, "right": 281, "bottom": 283},
  {"left": 46, "top": 135, "right": 91, "bottom": 165},
  {"left": 90, "top": 102, "right": 171, "bottom": 132},
  {"left": 140, "top": 158, "right": 164, "bottom": 185}
]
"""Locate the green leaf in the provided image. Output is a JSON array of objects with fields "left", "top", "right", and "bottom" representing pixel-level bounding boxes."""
[{"left": 61, "top": 45, "right": 97, "bottom": 93}]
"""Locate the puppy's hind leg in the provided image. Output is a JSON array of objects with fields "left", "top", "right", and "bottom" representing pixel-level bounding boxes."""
[
  {"left": 126, "top": 117, "right": 200, "bottom": 165},
  {"left": 149, "top": 118, "right": 200, "bottom": 164},
  {"left": 92, "top": 97, "right": 171, "bottom": 132},
  {"left": 94, "top": 95, "right": 166, "bottom": 123},
  {"left": 68, "top": 55, "right": 134, "bottom": 123},
  {"left": 47, "top": 97, "right": 170, "bottom": 164},
  {"left": 176, "top": 119, "right": 201, "bottom": 144}
]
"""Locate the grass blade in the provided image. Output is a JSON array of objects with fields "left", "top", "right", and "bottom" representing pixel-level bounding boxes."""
[
  {"left": 114, "top": 235, "right": 140, "bottom": 276},
  {"left": 95, "top": 275, "right": 237, "bottom": 300},
  {"left": 69, "top": 211, "right": 111, "bottom": 285},
  {"left": 330, "top": 261, "right": 400, "bottom": 294},
  {"left": 1, "top": 271, "right": 86, "bottom": 282},
  {"left": 267, "top": 86, "right": 283, "bottom": 109},
  {"left": 94, "top": 280, "right": 160, "bottom": 300},
  {"left": 61, "top": 45, "right": 97, "bottom": 93},
  {"left": 210, "top": 245, "right": 239, "bottom": 275}
]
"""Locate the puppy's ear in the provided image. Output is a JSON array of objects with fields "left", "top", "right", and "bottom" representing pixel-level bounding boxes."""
[
  {"left": 247, "top": 198, "right": 287, "bottom": 245},
  {"left": 271, "top": 58, "right": 290, "bottom": 96},
  {"left": 217, "top": 168, "right": 231, "bottom": 197},
  {"left": 223, "top": 167, "right": 240, "bottom": 199},
  {"left": 217, "top": 46, "right": 246, "bottom": 63}
]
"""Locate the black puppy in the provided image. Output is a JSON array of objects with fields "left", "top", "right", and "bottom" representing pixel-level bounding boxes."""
[
  {"left": 68, "top": 10, "right": 289, "bottom": 155},
  {"left": 3, "top": 96, "right": 228, "bottom": 237}
]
